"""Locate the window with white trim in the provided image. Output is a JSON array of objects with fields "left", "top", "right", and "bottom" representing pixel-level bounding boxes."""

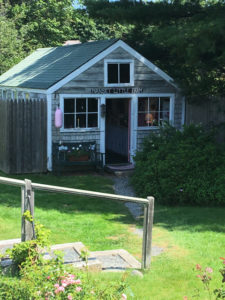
[
  {"left": 105, "top": 60, "right": 134, "bottom": 86},
  {"left": 63, "top": 97, "right": 98, "bottom": 129},
  {"left": 138, "top": 97, "right": 170, "bottom": 127}
]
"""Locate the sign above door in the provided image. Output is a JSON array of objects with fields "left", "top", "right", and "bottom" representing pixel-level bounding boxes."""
[{"left": 90, "top": 87, "right": 143, "bottom": 94}]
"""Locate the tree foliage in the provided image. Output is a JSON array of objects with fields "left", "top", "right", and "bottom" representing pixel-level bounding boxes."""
[
  {"left": 84, "top": 0, "right": 225, "bottom": 99},
  {"left": 0, "top": 1, "right": 25, "bottom": 74}
]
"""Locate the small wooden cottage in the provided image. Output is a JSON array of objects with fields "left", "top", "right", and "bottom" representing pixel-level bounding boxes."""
[{"left": 0, "top": 39, "right": 185, "bottom": 173}]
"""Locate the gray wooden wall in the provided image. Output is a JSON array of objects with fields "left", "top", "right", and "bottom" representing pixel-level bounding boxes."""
[
  {"left": 57, "top": 47, "right": 176, "bottom": 95},
  {"left": 0, "top": 99, "right": 47, "bottom": 174}
]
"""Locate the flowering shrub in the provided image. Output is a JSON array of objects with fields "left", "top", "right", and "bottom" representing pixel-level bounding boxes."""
[
  {"left": 192, "top": 258, "right": 225, "bottom": 299},
  {"left": 0, "top": 221, "right": 129, "bottom": 300}
]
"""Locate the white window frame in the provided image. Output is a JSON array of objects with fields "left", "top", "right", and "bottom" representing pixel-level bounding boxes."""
[
  {"left": 104, "top": 59, "right": 134, "bottom": 87},
  {"left": 137, "top": 94, "right": 174, "bottom": 130},
  {"left": 60, "top": 95, "right": 100, "bottom": 132}
]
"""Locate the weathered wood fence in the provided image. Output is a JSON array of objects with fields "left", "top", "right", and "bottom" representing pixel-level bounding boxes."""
[
  {"left": 0, "top": 99, "right": 47, "bottom": 174},
  {"left": 0, "top": 176, "right": 154, "bottom": 269},
  {"left": 186, "top": 96, "right": 225, "bottom": 141}
]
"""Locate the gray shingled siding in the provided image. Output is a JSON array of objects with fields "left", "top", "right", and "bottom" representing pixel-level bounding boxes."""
[
  {"left": 51, "top": 94, "right": 100, "bottom": 152},
  {"left": 58, "top": 47, "right": 176, "bottom": 95},
  {"left": 173, "top": 92, "right": 183, "bottom": 129}
]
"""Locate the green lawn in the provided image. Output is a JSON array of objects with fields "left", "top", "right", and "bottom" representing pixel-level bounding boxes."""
[{"left": 0, "top": 172, "right": 225, "bottom": 299}]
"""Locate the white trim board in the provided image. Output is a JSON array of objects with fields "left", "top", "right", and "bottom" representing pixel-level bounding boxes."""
[
  {"left": 47, "top": 94, "right": 52, "bottom": 171},
  {"left": 47, "top": 40, "right": 178, "bottom": 94}
]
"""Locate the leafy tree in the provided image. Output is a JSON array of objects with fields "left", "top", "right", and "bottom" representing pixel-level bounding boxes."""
[
  {"left": 9, "top": 0, "right": 76, "bottom": 50},
  {"left": 84, "top": 0, "right": 225, "bottom": 99},
  {"left": 0, "top": 1, "right": 25, "bottom": 74}
]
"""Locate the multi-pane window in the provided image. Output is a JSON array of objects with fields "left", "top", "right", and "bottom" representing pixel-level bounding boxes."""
[
  {"left": 138, "top": 97, "right": 170, "bottom": 127},
  {"left": 64, "top": 98, "right": 98, "bottom": 129},
  {"left": 107, "top": 63, "right": 131, "bottom": 84}
]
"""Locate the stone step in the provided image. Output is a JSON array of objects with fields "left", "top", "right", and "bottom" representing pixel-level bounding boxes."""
[{"left": 0, "top": 240, "right": 141, "bottom": 272}]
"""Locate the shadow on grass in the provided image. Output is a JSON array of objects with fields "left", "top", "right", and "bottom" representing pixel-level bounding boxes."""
[
  {"left": 153, "top": 204, "right": 225, "bottom": 233},
  {"left": 2, "top": 172, "right": 224, "bottom": 234},
  {"left": 0, "top": 171, "right": 137, "bottom": 226}
]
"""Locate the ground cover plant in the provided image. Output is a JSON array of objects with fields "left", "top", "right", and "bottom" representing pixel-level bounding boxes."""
[
  {"left": 132, "top": 124, "right": 225, "bottom": 206},
  {"left": 0, "top": 172, "right": 224, "bottom": 299}
]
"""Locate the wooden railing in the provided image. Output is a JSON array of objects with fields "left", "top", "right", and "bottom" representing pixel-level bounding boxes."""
[{"left": 0, "top": 176, "right": 154, "bottom": 269}]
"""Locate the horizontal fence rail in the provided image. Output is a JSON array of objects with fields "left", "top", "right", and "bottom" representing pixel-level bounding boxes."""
[{"left": 0, "top": 176, "right": 154, "bottom": 269}]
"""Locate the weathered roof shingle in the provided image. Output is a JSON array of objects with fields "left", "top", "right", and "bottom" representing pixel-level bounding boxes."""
[{"left": 0, "top": 39, "right": 118, "bottom": 90}]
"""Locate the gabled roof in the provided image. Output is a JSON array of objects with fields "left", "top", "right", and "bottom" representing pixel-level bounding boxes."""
[
  {"left": 0, "top": 39, "right": 118, "bottom": 90},
  {"left": 0, "top": 39, "right": 177, "bottom": 92}
]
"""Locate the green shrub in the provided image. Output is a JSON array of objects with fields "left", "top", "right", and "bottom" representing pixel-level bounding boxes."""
[
  {"left": 0, "top": 220, "right": 128, "bottom": 299},
  {"left": 132, "top": 124, "right": 225, "bottom": 206},
  {"left": 6, "top": 216, "right": 50, "bottom": 269}
]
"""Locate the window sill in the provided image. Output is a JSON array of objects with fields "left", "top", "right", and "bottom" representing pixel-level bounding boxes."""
[
  {"left": 104, "top": 83, "right": 134, "bottom": 87},
  {"left": 60, "top": 128, "right": 100, "bottom": 133},
  {"left": 137, "top": 126, "right": 160, "bottom": 130}
]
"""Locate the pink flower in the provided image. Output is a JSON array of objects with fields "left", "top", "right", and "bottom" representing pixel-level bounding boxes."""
[
  {"left": 68, "top": 295, "right": 73, "bottom": 300},
  {"left": 55, "top": 286, "right": 65, "bottom": 294},
  {"left": 196, "top": 274, "right": 202, "bottom": 278},
  {"left": 74, "top": 279, "right": 81, "bottom": 285},
  {"left": 47, "top": 276, "right": 51, "bottom": 280},
  {"left": 205, "top": 267, "right": 213, "bottom": 273},
  {"left": 76, "top": 286, "right": 82, "bottom": 292},
  {"left": 196, "top": 264, "right": 202, "bottom": 270},
  {"left": 54, "top": 283, "right": 60, "bottom": 288},
  {"left": 121, "top": 294, "right": 127, "bottom": 300},
  {"left": 183, "top": 297, "right": 188, "bottom": 300},
  {"left": 62, "top": 282, "right": 68, "bottom": 288}
]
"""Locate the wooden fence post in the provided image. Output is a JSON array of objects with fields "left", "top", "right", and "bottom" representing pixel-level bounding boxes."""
[
  {"left": 21, "top": 179, "right": 35, "bottom": 241},
  {"left": 142, "top": 196, "right": 154, "bottom": 269}
]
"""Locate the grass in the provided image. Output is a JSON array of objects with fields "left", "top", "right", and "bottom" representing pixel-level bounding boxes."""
[
  {"left": 0, "top": 172, "right": 225, "bottom": 299},
  {"left": 0, "top": 171, "right": 140, "bottom": 254}
]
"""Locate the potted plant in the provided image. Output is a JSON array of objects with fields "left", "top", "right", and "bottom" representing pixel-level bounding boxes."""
[{"left": 66, "top": 145, "right": 90, "bottom": 162}]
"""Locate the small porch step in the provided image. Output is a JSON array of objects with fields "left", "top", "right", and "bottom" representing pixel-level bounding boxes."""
[{"left": 105, "top": 163, "right": 135, "bottom": 176}]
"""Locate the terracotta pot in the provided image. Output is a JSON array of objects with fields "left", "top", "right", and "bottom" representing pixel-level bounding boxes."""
[{"left": 68, "top": 155, "right": 89, "bottom": 162}]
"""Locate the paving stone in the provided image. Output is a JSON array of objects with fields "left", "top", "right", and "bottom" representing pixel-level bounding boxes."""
[{"left": 131, "top": 270, "right": 144, "bottom": 278}]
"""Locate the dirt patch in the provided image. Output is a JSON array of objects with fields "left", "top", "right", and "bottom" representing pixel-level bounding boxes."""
[{"left": 106, "top": 234, "right": 125, "bottom": 241}]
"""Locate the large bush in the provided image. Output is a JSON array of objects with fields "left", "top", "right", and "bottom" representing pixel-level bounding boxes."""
[{"left": 132, "top": 124, "right": 225, "bottom": 206}]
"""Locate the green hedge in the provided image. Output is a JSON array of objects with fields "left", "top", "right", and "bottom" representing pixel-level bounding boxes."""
[{"left": 132, "top": 124, "right": 225, "bottom": 206}]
